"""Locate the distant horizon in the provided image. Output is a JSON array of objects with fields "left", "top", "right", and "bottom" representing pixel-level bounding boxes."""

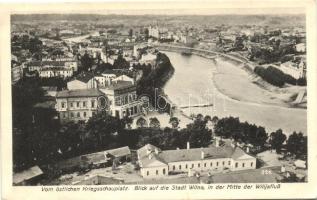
[{"left": 10, "top": 7, "right": 305, "bottom": 16}]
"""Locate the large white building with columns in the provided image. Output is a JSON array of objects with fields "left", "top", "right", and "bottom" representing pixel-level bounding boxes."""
[{"left": 137, "top": 141, "right": 256, "bottom": 179}]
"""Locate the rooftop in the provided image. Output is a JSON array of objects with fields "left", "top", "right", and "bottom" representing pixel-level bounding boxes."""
[
  {"left": 106, "top": 80, "right": 134, "bottom": 91},
  {"left": 56, "top": 89, "right": 104, "bottom": 98},
  {"left": 106, "top": 146, "right": 131, "bottom": 158},
  {"left": 13, "top": 166, "right": 43, "bottom": 184}
]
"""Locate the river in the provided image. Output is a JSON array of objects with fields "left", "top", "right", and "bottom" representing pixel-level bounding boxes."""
[{"left": 163, "top": 51, "right": 307, "bottom": 135}]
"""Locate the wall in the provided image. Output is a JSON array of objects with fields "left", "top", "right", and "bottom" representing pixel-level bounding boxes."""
[{"left": 140, "top": 166, "right": 168, "bottom": 178}]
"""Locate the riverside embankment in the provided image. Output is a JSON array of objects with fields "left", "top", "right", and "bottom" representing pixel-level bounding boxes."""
[{"left": 158, "top": 46, "right": 306, "bottom": 135}]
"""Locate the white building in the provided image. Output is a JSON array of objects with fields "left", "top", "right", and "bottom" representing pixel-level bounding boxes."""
[
  {"left": 55, "top": 89, "right": 105, "bottom": 122},
  {"left": 113, "top": 75, "right": 134, "bottom": 85},
  {"left": 99, "top": 81, "right": 142, "bottom": 119},
  {"left": 39, "top": 67, "right": 73, "bottom": 78},
  {"left": 137, "top": 142, "right": 256, "bottom": 179},
  {"left": 295, "top": 43, "right": 306, "bottom": 53},
  {"left": 139, "top": 53, "right": 157, "bottom": 67},
  {"left": 279, "top": 61, "right": 306, "bottom": 79}
]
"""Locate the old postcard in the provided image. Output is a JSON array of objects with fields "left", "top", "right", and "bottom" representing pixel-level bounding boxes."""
[{"left": 1, "top": 0, "right": 317, "bottom": 199}]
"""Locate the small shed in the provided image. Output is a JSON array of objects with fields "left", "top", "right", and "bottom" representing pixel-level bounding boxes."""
[
  {"left": 294, "top": 159, "right": 306, "bottom": 169},
  {"left": 13, "top": 166, "right": 43, "bottom": 186},
  {"left": 105, "top": 146, "right": 131, "bottom": 163}
]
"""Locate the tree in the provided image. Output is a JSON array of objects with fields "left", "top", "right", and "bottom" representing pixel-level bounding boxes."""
[
  {"left": 149, "top": 117, "right": 160, "bottom": 128},
  {"left": 136, "top": 117, "right": 147, "bottom": 128},
  {"left": 286, "top": 132, "right": 307, "bottom": 158},
  {"left": 269, "top": 129, "right": 287, "bottom": 153},
  {"left": 80, "top": 52, "right": 94, "bottom": 71},
  {"left": 86, "top": 111, "right": 125, "bottom": 148},
  {"left": 169, "top": 117, "right": 180, "bottom": 129},
  {"left": 129, "top": 29, "right": 133, "bottom": 38}
]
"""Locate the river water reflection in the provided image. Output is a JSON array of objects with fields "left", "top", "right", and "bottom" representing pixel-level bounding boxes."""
[{"left": 163, "top": 51, "right": 307, "bottom": 135}]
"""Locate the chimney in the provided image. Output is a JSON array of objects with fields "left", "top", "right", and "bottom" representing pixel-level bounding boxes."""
[
  {"left": 146, "top": 148, "right": 151, "bottom": 155},
  {"left": 246, "top": 147, "right": 250, "bottom": 153},
  {"left": 187, "top": 142, "right": 190, "bottom": 150},
  {"left": 201, "top": 151, "right": 205, "bottom": 160},
  {"left": 231, "top": 142, "right": 236, "bottom": 148},
  {"left": 176, "top": 147, "right": 180, "bottom": 150},
  {"left": 155, "top": 148, "right": 159, "bottom": 154},
  {"left": 148, "top": 153, "right": 153, "bottom": 160}
]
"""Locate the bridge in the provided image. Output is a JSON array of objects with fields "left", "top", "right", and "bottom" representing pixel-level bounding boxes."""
[
  {"left": 152, "top": 43, "right": 256, "bottom": 71},
  {"left": 178, "top": 103, "right": 213, "bottom": 109},
  {"left": 294, "top": 90, "right": 306, "bottom": 104}
]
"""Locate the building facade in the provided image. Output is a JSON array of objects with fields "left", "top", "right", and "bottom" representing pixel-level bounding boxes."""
[
  {"left": 99, "top": 81, "right": 143, "bottom": 119},
  {"left": 137, "top": 142, "right": 257, "bottom": 179},
  {"left": 55, "top": 89, "right": 106, "bottom": 122}
]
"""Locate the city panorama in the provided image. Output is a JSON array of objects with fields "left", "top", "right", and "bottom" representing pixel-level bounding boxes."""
[{"left": 11, "top": 12, "right": 307, "bottom": 185}]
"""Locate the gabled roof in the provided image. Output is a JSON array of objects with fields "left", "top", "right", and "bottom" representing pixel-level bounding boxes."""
[
  {"left": 13, "top": 166, "right": 43, "bottom": 184},
  {"left": 81, "top": 151, "right": 107, "bottom": 165},
  {"left": 231, "top": 147, "right": 254, "bottom": 160},
  {"left": 139, "top": 154, "right": 168, "bottom": 168},
  {"left": 137, "top": 144, "right": 161, "bottom": 159},
  {"left": 106, "top": 146, "right": 131, "bottom": 158}
]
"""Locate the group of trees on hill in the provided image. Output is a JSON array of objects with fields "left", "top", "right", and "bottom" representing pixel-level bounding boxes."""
[
  {"left": 214, "top": 116, "right": 307, "bottom": 158},
  {"left": 254, "top": 66, "right": 306, "bottom": 87}
]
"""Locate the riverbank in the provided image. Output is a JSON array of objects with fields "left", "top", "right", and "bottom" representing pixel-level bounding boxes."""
[
  {"left": 163, "top": 51, "right": 306, "bottom": 135},
  {"left": 157, "top": 44, "right": 306, "bottom": 109}
]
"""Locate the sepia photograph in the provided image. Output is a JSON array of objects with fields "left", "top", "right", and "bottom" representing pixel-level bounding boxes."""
[{"left": 1, "top": 1, "right": 317, "bottom": 199}]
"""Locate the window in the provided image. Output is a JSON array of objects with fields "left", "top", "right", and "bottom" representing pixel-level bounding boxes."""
[
  {"left": 77, "top": 102, "right": 80, "bottom": 107},
  {"left": 124, "top": 96, "right": 128, "bottom": 104},
  {"left": 83, "top": 101, "right": 86, "bottom": 107},
  {"left": 251, "top": 162, "right": 253, "bottom": 167},
  {"left": 198, "top": 163, "right": 200, "bottom": 168},
  {"left": 130, "top": 107, "right": 134, "bottom": 115},
  {"left": 216, "top": 162, "right": 219, "bottom": 166},
  {"left": 147, "top": 171, "right": 149, "bottom": 176},
  {"left": 134, "top": 106, "right": 138, "bottom": 114},
  {"left": 228, "top": 161, "right": 231, "bottom": 165},
  {"left": 156, "top": 170, "right": 158, "bottom": 175},
  {"left": 70, "top": 112, "right": 74, "bottom": 118},
  {"left": 129, "top": 94, "right": 133, "bottom": 102},
  {"left": 91, "top": 100, "right": 95, "bottom": 108},
  {"left": 185, "top": 164, "right": 188, "bottom": 169},
  {"left": 173, "top": 166, "right": 175, "bottom": 170},
  {"left": 235, "top": 163, "right": 238, "bottom": 168},
  {"left": 62, "top": 112, "right": 66, "bottom": 118},
  {"left": 163, "top": 168, "right": 166, "bottom": 175},
  {"left": 210, "top": 162, "right": 213, "bottom": 167},
  {"left": 192, "top": 164, "right": 194, "bottom": 168},
  {"left": 83, "top": 112, "right": 87, "bottom": 117},
  {"left": 179, "top": 165, "right": 181, "bottom": 170},
  {"left": 204, "top": 163, "right": 206, "bottom": 167},
  {"left": 70, "top": 102, "right": 73, "bottom": 107},
  {"left": 223, "top": 161, "right": 225, "bottom": 166},
  {"left": 77, "top": 112, "right": 80, "bottom": 117},
  {"left": 61, "top": 102, "right": 65, "bottom": 108},
  {"left": 242, "top": 163, "right": 245, "bottom": 168}
]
